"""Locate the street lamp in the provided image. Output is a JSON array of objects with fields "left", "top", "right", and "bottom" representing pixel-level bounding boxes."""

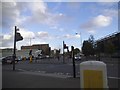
[
  {"left": 29, "top": 37, "right": 35, "bottom": 46},
  {"left": 75, "top": 32, "right": 82, "bottom": 49}
]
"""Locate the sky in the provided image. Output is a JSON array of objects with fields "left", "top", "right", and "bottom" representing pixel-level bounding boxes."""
[{"left": 0, "top": 0, "right": 119, "bottom": 51}]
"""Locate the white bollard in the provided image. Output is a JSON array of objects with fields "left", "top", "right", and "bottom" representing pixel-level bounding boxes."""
[{"left": 80, "top": 61, "right": 108, "bottom": 88}]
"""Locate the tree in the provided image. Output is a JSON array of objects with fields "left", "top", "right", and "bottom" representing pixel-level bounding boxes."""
[
  {"left": 104, "top": 41, "right": 116, "bottom": 57},
  {"left": 82, "top": 40, "right": 94, "bottom": 56},
  {"left": 74, "top": 48, "right": 80, "bottom": 55},
  {"left": 82, "top": 35, "right": 95, "bottom": 56},
  {"left": 88, "top": 35, "right": 95, "bottom": 45}
]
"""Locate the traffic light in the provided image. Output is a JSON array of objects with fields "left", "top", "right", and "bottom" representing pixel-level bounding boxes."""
[
  {"left": 16, "top": 32, "right": 23, "bottom": 41},
  {"left": 64, "top": 44, "right": 67, "bottom": 49},
  {"left": 64, "top": 43, "right": 68, "bottom": 49}
]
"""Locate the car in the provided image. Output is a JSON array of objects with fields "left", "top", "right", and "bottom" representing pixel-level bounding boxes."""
[
  {"left": 0, "top": 57, "right": 5, "bottom": 64},
  {"left": 16, "top": 56, "right": 22, "bottom": 61},
  {"left": 2, "top": 56, "right": 18, "bottom": 64},
  {"left": 74, "top": 55, "right": 81, "bottom": 60}
]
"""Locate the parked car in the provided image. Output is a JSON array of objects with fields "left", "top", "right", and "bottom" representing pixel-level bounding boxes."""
[
  {"left": 2, "top": 56, "right": 18, "bottom": 64},
  {"left": 74, "top": 55, "right": 81, "bottom": 60},
  {"left": 0, "top": 57, "right": 5, "bottom": 64}
]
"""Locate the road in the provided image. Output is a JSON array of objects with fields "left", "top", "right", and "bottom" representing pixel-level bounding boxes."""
[
  {"left": 2, "top": 69, "right": 80, "bottom": 88},
  {"left": 0, "top": 63, "right": 2, "bottom": 90},
  {"left": 2, "top": 58, "right": 120, "bottom": 88},
  {"left": 5, "top": 58, "right": 119, "bottom": 78}
]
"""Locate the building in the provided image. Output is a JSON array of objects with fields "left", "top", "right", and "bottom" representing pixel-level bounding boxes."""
[
  {"left": 95, "top": 32, "right": 120, "bottom": 56},
  {"left": 21, "top": 44, "right": 51, "bottom": 55},
  {"left": 1, "top": 48, "right": 14, "bottom": 57}
]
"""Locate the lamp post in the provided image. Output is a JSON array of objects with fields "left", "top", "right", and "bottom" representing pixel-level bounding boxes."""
[
  {"left": 29, "top": 37, "right": 35, "bottom": 46},
  {"left": 76, "top": 32, "right": 82, "bottom": 49}
]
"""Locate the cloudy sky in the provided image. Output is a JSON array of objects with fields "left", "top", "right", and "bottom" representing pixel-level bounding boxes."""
[{"left": 0, "top": 0, "right": 119, "bottom": 51}]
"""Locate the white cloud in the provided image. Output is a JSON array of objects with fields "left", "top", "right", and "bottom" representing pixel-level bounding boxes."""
[
  {"left": 37, "top": 31, "right": 49, "bottom": 38},
  {"left": 63, "top": 34, "right": 80, "bottom": 39},
  {"left": 94, "top": 15, "right": 112, "bottom": 27},
  {"left": 18, "top": 28, "right": 35, "bottom": 39},
  {"left": 1, "top": 34, "right": 14, "bottom": 48},
  {"left": 0, "top": 30, "right": 51, "bottom": 50},
  {"left": 1, "top": 0, "right": 65, "bottom": 29},
  {"left": 3, "top": 34, "right": 12, "bottom": 40},
  {"left": 75, "top": 34, "right": 80, "bottom": 38},
  {"left": 50, "top": 26, "right": 65, "bottom": 32},
  {"left": 81, "top": 15, "right": 112, "bottom": 30},
  {"left": 26, "top": 1, "right": 66, "bottom": 26},
  {"left": 30, "top": 0, "right": 47, "bottom": 14},
  {"left": 1, "top": 1, "right": 29, "bottom": 28},
  {"left": 1, "top": 28, "right": 35, "bottom": 49},
  {"left": 2, "top": 1, "right": 19, "bottom": 28}
]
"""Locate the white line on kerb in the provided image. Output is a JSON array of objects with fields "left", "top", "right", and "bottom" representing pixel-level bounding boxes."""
[{"left": 108, "top": 77, "right": 120, "bottom": 80}]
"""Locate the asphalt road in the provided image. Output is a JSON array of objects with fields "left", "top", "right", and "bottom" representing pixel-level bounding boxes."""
[
  {"left": 2, "top": 58, "right": 120, "bottom": 88},
  {"left": 4, "top": 58, "right": 119, "bottom": 78},
  {"left": 0, "top": 63, "right": 2, "bottom": 90},
  {"left": 2, "top": 69, "right": 80, "bottom": 88}
]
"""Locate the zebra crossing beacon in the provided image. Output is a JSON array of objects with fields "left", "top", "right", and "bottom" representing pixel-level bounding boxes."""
[{"left": 80, "top": 61, "right": 108, "bottom": 88}]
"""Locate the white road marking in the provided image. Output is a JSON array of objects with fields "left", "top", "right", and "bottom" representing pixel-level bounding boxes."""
[
  {"left": 108, "top": 77, "right": 120, "bottom": 80},
  {"left": 16, "top": 68, "right": 120, "bottom": 80}
]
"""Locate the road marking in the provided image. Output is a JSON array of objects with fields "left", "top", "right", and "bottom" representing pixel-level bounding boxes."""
[
  {"left": 16, "top": 68, "right": 120, "bottom": 80},
  {"left": 108, "top": 77, "right": 120, "bottom": 80}
]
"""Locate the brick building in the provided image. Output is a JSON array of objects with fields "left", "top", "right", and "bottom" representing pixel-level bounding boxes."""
[{"left": 21, "top": 44, "right": 51, "bottom": 55}]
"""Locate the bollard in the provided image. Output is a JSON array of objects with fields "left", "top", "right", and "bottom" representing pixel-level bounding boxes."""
[
  {"left": 23, "top": 57, "right": 26, "bottom": 61},
  {"left": 80, "top": 61, "right": 108, "bottom": 88},
  {"left": 29, "top": 56, "right": 32, "bottom": 63}
]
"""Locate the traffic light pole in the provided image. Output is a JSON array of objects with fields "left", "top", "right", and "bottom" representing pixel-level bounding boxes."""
[
  {"left": 63, "top": 41, "right": 65, "bottom": 63},
  {"left": 13, "top": 26, "right": 17, "bottom": 71},
  {"left": 71, "top": 46, "right": 76, "bottom": 78},
  {"left": 13, "top": 26, "right": 23, "bottom": 70}
]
